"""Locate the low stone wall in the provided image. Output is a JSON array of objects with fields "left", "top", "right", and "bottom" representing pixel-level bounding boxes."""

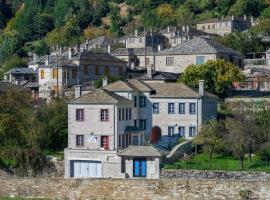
[
  {"left": 162, "top": 169, "right": 270, "bottom": 181},
  {"left": 0, "top": 178, "right": 270, "bottom": 200}
]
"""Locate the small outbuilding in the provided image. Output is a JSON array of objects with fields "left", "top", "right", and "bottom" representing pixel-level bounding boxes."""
[{"left": 118, "top": 145, "right": 164, "bottom": 179}]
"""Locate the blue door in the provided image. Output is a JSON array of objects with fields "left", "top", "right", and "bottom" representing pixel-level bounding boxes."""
[{"left": 133, "top": 158, "right": 147, "bottom": 177}]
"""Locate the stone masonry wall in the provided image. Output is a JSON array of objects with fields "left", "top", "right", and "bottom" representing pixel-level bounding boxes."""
[{"left": 0, "top": 178, "right": 270, "bottom": 200}]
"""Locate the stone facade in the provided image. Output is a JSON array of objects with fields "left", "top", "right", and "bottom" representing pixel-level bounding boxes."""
[
  {"left": 0, "top": 178, "right": 270, "bottom": 200},
  {"left": 197, "top": 16, "right": 252, "bottom": 36}
]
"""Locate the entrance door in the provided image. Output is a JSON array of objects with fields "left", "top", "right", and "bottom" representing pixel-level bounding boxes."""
[
  {"left": 133, "top": 158, "right": 146, "bottom": 177},
  {"left": 71, "top": 160, "right": 102, "bottom": 178}
]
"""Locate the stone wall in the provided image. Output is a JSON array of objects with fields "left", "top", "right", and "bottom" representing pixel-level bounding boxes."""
[
  {"left": 162, "top": 169, "right": 270, "bottom": 181},
  {"left": 0, "top": 178, "right": 270, "bottom": 200}
]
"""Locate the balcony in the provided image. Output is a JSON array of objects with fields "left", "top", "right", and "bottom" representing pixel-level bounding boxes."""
[{"left": 244, "top": 58, "right": 267, "bottom": 68}]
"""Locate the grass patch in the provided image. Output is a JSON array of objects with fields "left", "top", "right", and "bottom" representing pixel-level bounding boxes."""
[
  {"left": 42, "top": 149, "right": 64, "bottom": 160},
  {"left": 164, "top": 152, "right": 270, "bottom": 173}
]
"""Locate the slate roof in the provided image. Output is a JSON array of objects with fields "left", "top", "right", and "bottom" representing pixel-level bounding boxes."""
[
  {"left": 0, "top": 81, "right": 28, "bottom": 93},
  {"left": 138, "top": 71, "right": 180, "bottom": 81},
  {"left": 145, "top": 82, "right": 216, "bottom": 98},
  {"left": 160, "top": 26, "right": 208, "bottom": 37},
  {"left": 104, "top": 80, "right": 137, "bottom": 92},
  {"left": 4, "top": 68, "right": 36, "bottom": 75},
  {"left": 198, "top": 16, "right": 249, "bottom": 24},
  {"left": 156, "top": 37, "right": 242, "bottom": 56},
  {"left": 111, "top": 47, "right": 157, "bottom": 56},
  {"left": 125, "top": 126, "right": 144, "bottom": 133},
  {"left": 86, "top": 36, "right": 112, "bottom": 48},
  {"left": 31, "top": 51, "right": 126, "bottom": 68},
  {"left": 69, "top": 89, "right": 132, "bottom": 104},
  {"left": 117, "top": 145, "right": 163, "bottom": 157}
]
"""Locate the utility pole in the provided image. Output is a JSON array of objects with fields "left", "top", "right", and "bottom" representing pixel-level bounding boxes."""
[
  {"left": 144, "top": 27, "right": 147, "bottom": 68},
  {"left": 56, "top": 53, "right": 59, "bottom": 98}
]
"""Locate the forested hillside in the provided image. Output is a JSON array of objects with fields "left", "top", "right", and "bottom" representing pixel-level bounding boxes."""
[{"left": 0, "top": 0, "right": 270, "bottom": 78}]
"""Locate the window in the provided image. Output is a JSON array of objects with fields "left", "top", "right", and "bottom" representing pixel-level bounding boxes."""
[
  {"left": 145, "top": 58, "right": 150, "bottom": 66},
  {"left": 153, "top": 103, "right": 159, "bottom": 114},
  {"left": 76, "top": 109, "right": 84, "bottom": 121},
  {"left": 128, "top": 108, "right": 132, "bottom": 120},
  {"left": 122, "top": 109, "right": 125, "bottom": 120},
  {"left": 179, "top": 103, "right": 185, "bottom": 114},
  {"left": 212, "top": 24, "right": 215, "bottom": 29},
  {"left": 179, "top": 127, "right": 185, "bottom": 137},
  {"left": 202, "top": 26, "right": 205, "bottom": 29},
  {"left": 134, "top": 119, "right": 137, "bottom": 127},
  {"left": 72, "top": 69, "right": 77, "bottom": 79},
  {"left": 126, "top": 108, "right": 129, "bottom": 121},
  {"left": 196, "top": 56, "right": 205, "bottom": 65},
  {"left": 53, "top": 85, "right": 59, "bottom": 92},
  {"left": 101, "top": 109, "right": 109, "bottom": 121},
  {"left": 139, "top": 38, "right": 143, "bottom": 43},
  {"left": 168, "top": 103, "right": 175, "bottom": 114},
  {"left": 168, "top": 126, "right": 174, "bottom": 136},
  {"left": 105, "top": 66, "right": 109, "bottom": 75},
  {"left": 118, "top": 109, "right": 122, "bottom": 121},
  {"left": 208, "top": 25, "right": 211, "bottom": 29},
  {"left": 189, "top": 127, "right": 196, "bottom": 137},
  {"left": 139, "top": 96, "right": 146, "bottom": 107},
  {"left": 95, "top": 66, "right": 99, "bottom": 75},
  {"left": 139, "top": 119, "right": 146, "bottom": 130},
  {"left": 40, "top": 69, "right": 45, "bottom": 79},
  {"left": 101, "top": 136, "right": 109, "bottom": 150},
  {"left": 133, "top": 158, "right": 146, "bottom": 177},
  {"left": 53, "top": 69, "right": 58, "bottom": 79},
  {"left": 76, "top": 135, "right": 84, "bottom": 147},
  {"left": 189, "top": 103, "right": 196, "bottom": 115},
  {"left": 84, "top": 65, "right": 88, "bottom": 75},
  {"left": 134, "top": 96, "right": 137, "bottom": 107},
  {"left": 166, "top": 57, "right": 174, "bottom": 66}
]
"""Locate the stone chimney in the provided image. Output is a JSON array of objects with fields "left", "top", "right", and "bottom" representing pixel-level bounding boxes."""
[
  {"left": 107, "top": 45, "right": 111, "bottom": 54},
  {"left": 33, "top": 53, "right": 37, "bottom": 62},
  {"left": 157, "top": 45, "right": 161, "bottom": 52},
  {"left": 182, "top": 26, "right": 185, "bottom": 32},
  {"left": 75, "top": 85, "right": 82, "bottom": 99},
  {"left": 231, "top": 15, "right": 234, "bottom": 21},
  {"left": 147, "top": 64, "right": 153, "bottom": 78},
  {"left": 68, "top": 48, "right": 73, "bottom": 59},
  {"left": 244, "top": 15, "right": 247, "bottom": 20},
  {"left": 222, "top": 15, "right": 224, "bottom": 20},
  {"left": 135, "top": 29, "right": 138, "bottom": 37},
  {"left": 167, "top": 26, "right": 170, "bottom": 33},
  {"left": 251, "top": 16, "right": 254, "bottom": 24},
  {"left": 45, "top": 55, "right": 50, "bottom": 66},
  {"left": 103, "top": 77, "right": 108, "bottom": 87},
  {"left": 199, "top": 80, "right": 205, "bottom": 96},
  {"left": 186, "top": 26, "right": 189, "bottom": 33}
]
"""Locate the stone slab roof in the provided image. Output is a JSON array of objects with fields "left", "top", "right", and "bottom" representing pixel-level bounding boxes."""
[
  {"left": 4, "top": 68, "right": 36, "bottom": 75},
  {"left": 197, "top": 16, "right": 249, "bottom": 24},
  {"left": 145, "top": 82, "right": 217, "bottom": 98},
  {"left": 104, "top": 80, "right": 137, "bottom": 92},
  {"left": 117, "top": 145, "right": 163, "bottom": 157},
  {"left": 0, "top": 81, "right": 28, "bottom": 93},
  {"left": 69, "top": 89, "right": 132, "bottom": 105},
  {"left": 138, "top": 71, "right": 180, "bottom": 81},
  {"left": 111, "top": 47, "right": 157, "bottom": 56},
  {"left": 156, "top": 37, "right": 241, "bottom": 56}
]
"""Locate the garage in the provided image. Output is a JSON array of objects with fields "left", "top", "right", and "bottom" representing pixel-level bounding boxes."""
[{"left": 71, "top": 160, "right": 102, "bottom": 178}]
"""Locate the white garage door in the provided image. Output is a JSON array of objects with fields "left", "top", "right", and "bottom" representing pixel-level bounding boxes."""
[{"left": 72, "top": 160, "right": 102, "bottom": 178}]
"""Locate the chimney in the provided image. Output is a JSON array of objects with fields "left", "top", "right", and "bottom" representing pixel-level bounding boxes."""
[
  {"left": 186, "top": 26, "right": 189, "bottom": 33},
  {"left": 157, "top": 45, "right": 161, "bottom": 52},
  {"left": 222, "top": 15, "right": 224, "bottom": 20},
  {"left": 85, "top": 44, "right": 89, "bottom": 51},
  {"left": 231, "top": 15, "right": 234, "bottom": 21},
  {"left": 68, "top": 48, "right": 73, "bottom": 59},
  {"left": 103, "top": 77, "right": 108, "bottom": 87},
  {"left": 199, "top": 80, "right": 205, "bottom": 96},
  {"left": 33, "top": 54, "right": 37, "bottom": 62},
  {"left": 15, "top": 79, "right": 21, "bottom": 85},
  {"left": 251, "top": 16, "right": 254, "bottom": 24},
  {"left": 59, "top": 47, "right": 63, "bottom": 54},
  {"left": 167, "top": 26, "right": 170, "bottom": 33},
  {"left": 107, "top": 45, "right": 111, "bottom": 54},
  {"left": 45, "top": 55, "right": 50, "bottom": 66},
  {"left": 135, "top": 29, "right": 138, "bottom": 37},
  {"left": 75, "top": 85, "right": 82, "bottom": 99},
  {"left": 147, "top": 65, "right": 153, "bottom": 78},
  {"left": 244, "top": 15, "right": 247, "bottom": 20},
  {"left": 182, "top": 26, "right": 185, "bottom": 32}
]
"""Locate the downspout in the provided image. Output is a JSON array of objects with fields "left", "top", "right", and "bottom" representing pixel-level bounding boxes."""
[{"left": 114, "top": 105, "right": 116, "bottom": 151}]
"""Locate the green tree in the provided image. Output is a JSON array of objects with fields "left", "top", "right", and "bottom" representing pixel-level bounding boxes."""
[
  {"left": 174, "top": 5, "right": 194, "bottom": 26},
  {"left": 179, "top": 60, "right": 244, "bottom": 96},
  {"left": 109, "top": 5, "right": 122, "bottom": 36},
  {"left": 194, "top": 119, "right": 223, "bottom": 159}
]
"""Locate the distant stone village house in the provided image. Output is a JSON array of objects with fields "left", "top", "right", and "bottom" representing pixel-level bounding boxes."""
[
  {"left": 197, "top": 16, "right": 253, "bottom": 36},
  {"left": 160, "top": 26, "right": 213, "bottom": 47},
  {"left": 32, "top": 48, "right": 127, "bottom": 99},
  {"left": 64, "top": 78, "right": 217, "bottom": 179}
]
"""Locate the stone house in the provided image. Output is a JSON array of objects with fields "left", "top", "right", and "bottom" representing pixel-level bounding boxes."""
[
  {"left": 160, "top": 26, "right": 212, "bottom": 47},
  {"left": 36, "top": 49, "right": 127, "bottom": 99},
  {"left": 64, "top": 78, "right": 217, "bottom": 179},
  {"left": 118, "top": 30, "right": 169, "bottom": 49},
  {"left": 4, "top": 68, "right": 37, "bottom": 84},
  {"left": 197, "top": 16, "right": 252, "bottom": 36},
  {"left": 154, "top": 37, "right": 243, "bottom": 74}
]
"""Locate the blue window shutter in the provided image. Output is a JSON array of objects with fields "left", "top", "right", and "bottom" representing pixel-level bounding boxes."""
[
  {"left": 196, "top": 56, "right": 205, "bottom": 65},
  {"left": 134, "top": 159, "right": 140, "bottom": 176},
  {"left": 141, "top": 159, "right": 146, "bottom": 177}
]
